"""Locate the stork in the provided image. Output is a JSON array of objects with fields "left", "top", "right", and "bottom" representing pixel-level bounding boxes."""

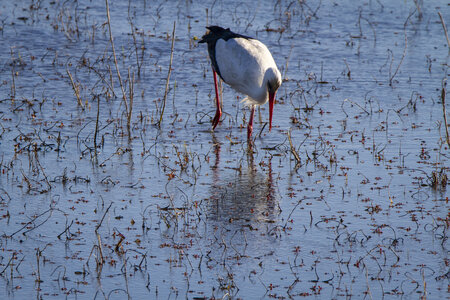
[{"left": 199, "top": 26, "right": 282, "bottom": 140}]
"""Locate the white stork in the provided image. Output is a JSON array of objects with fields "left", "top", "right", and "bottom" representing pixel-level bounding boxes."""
[{"left": 199, "top": 26, "right": 282, "bottom": 140}]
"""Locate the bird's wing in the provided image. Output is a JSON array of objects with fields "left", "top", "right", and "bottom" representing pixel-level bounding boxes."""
[{"left": 215, "top": 38, "right": 276, "bottom": 104}]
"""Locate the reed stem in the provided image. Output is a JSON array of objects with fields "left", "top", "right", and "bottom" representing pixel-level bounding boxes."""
[{"left": 157, "top": 21, "right": 176, "bottom": 127}]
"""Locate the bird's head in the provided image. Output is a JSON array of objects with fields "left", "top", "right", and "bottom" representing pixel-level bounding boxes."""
[
  {"left": 266, "top": 68, "right": 282, "bottom": 131},
  {"left": 199, "top": 26, "right": 230, "bottom": 44}
]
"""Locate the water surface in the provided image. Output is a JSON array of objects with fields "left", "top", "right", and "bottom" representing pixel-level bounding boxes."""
[{"left": 0, "top": 0, "right": 449, "bottom": 299}]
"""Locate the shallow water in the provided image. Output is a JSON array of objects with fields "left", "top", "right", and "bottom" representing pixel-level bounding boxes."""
[{"left": 0, "top": 0, "right": 449, "bottom": 299}]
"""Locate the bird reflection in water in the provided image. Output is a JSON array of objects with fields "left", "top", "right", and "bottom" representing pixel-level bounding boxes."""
[
  {"left": 201, "top": 139, "right": 279, "bottom": 296},
  {"left": 208, "top": 139, "right": 278, "bottom": 225}
]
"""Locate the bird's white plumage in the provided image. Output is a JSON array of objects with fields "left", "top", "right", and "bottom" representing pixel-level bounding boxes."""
[{"left": 215, "top": 37, "right": 280, "bottom": 106}]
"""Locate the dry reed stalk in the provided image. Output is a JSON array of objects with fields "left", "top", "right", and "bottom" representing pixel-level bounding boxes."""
[
  {"left": 389, "top": 9, "right": 417, "bottom": 86},
  {"left": 437, "top": 12, "right": 450, "bottom": 51},
  {"left": 33, "top": 144, "right": 52, "bottom": 190},
  {"left": 94, "top": 95, "right": 100, "bottom": 151},
  {"left": 389, "top": 26, "right": 407, "bottom": 85},
  {"left": 66, "top": 68, "right": 83, "bottom": 109},
  {"left": 441, "top": 80, "right": 449, "bottom": 147},
  {"left": 105, "top": 0, "right": 131, "bottom": 136},
  {"left": 129, "top": 20, "right": 142, "bottom": 77},
  {"left": 288, "top": 129, "right": 301, "bottom": 167},
  {"left": 95, "top": 232, "right": 105, "bottom": 265},
  {"left": 10, "top": 67, "right": 15, "bottom": 101},
  {"left": 157, "top": 21, "right": 176, "bottom": 126},
  {"left": 128, "top": 68, "right": 134, "bottom": 136},
  {"left": 94, "top": 202, "right": 112, "bottom": 265}
]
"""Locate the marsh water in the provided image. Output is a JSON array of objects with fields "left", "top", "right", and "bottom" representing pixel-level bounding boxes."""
[{"left": 0, "top": 0, "right": 449, "bottom": 299}]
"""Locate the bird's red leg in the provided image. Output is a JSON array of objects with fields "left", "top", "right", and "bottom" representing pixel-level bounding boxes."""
[
  {"left": 247, "top": 105, "right": 255, "bottom": 140},
  {"left": 212, "top": 69, "right": 221, "bottom": 130}
]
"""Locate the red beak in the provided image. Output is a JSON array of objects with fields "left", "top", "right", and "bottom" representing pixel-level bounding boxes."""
[{"left": 269, "top": 92, "right": 276, "bottom": 131}]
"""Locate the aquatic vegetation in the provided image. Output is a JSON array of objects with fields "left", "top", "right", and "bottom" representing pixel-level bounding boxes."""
[{"left": 0, "top": 0, "right": 448, "bottom": 299}]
